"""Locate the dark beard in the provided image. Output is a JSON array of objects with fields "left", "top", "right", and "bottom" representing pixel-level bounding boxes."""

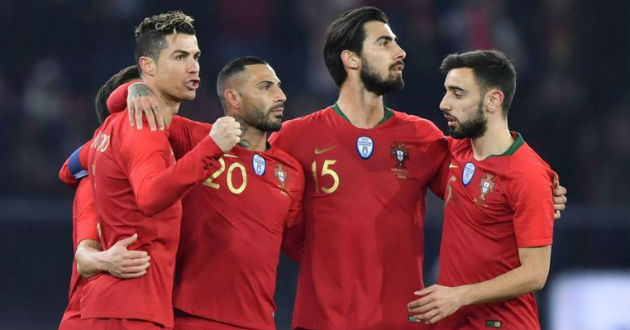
[
  {"left": 360, "top": 58, "right": 404, "bottom": 95},
  {"left": 450, "top": 103, "right": 487, "bottom": 139},
  {"left": 243, "top": 105, "right": 283, "bottom": 132}
]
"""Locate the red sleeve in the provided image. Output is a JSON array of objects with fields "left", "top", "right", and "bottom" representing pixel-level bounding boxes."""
[
  {"left": 168, "top": 116, "right": 212, "bottom": 159},
  {"left": 269, "top": 119, "right": 298, "bottom": 154},
  {"left": 120, "top": 126, "right": 225, "bottom": 216},
  {"left": 75, "top": 177, "right": 99, "bottom": 244},
  {"left": 281, "top": 160, "right": 305, "bottom": 262},
  {"left": 59, "top": 140, "right": 93, "bottom": 187},
  {"left": 107, "top": 80, "right": 140, "bottom": 113},
  {"left": 507, "top": 157, "right": 556, "bottom": 248},
  {"left": 428, "top": 136, "right": 452, "bottom": 198}
]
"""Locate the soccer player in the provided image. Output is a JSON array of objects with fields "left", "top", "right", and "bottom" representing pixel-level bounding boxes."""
[
  {"left": 79, "top": 11, "right": 240, "bottom": 329},
  {"left": 58, "top": 65, "right": 150, "bottom": 330},
  {"left": 407, "top": 50, "right": 557, "bottom": 329},
  {"left": 268, "top": 7, "right": 448, "bottom": 329},
  {"left": 69, "top": 56, "right": 305, "bottom": 330},
  {"left": 168, "top": 56, "right": 304, "bottom": 330}
]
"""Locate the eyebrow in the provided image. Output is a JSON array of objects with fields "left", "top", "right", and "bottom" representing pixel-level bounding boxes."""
[
  {"left": 172, "top": 50, "right": 201, "bottom": 57},
  {"left": 257, "top": 79, "right": 280, "bottom": 86},
  {"left": 446, "top": 85, "right": 466, "bottom": 93},
  {"left": 375, "top": 35, "right": 397, "bottom": 43}
]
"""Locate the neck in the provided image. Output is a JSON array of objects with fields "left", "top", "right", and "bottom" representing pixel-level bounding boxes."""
[
  {"left": 143, "top": 80, "right": 180, "bottom": 126},
  {"left": 234, "top": 117, "right": 268, "bottom": 152},
  {"left": 471, "top": 119, "right": 513, "bottom": 160},
  {"left": 336, "top": 80, "right": 385, "bottom": 128}
]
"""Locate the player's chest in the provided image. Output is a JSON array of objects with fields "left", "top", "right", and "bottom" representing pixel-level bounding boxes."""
[
  {"left": 446, "top": 158, "right": 513, "bottom": 220},
  {"left": 197, "top": 152, "right": 294, "bottom": 208},
  {"left": 297, "top": 133, "right": 434, "bottom": 195}
]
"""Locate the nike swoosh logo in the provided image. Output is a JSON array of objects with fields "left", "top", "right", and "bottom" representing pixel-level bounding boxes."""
[
  {"left": 224, "top": 153, "right": 238, "bottom": 158},
  {"left": 314, "top": 146, "right": 337, "bottom": 154},
  {"left": 449, "top": 162, "right": 459, "bottom": 168}
]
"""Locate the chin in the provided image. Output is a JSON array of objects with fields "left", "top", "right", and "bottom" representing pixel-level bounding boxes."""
[{"left": 181, "top": 92, "right": 197, "bottom": 101}]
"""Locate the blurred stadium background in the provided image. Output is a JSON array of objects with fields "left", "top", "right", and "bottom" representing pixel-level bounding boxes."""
[{"left": 0, "top": 0, "right": 627, "bottom": 329}]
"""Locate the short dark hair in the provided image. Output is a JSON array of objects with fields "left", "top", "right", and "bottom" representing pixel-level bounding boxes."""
[
  {"left": 216, "top": 56, "right": 269, "bottom": 112},
  {"left": 440, "top": 49, "right": 517, "bottom": 115},
  {"left": 323, "top": 6, "right": 388, "bottom": 87},
  {"left": 134, "top": 10, "right": 195, "bottom": 72},
  {"left": 94, "top": 65, "right": 140, "bottom": 124}
]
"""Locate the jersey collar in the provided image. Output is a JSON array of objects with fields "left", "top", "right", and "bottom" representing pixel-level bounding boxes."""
[{"left": 331, "top": 103, "right": 394, "bottom": 126}]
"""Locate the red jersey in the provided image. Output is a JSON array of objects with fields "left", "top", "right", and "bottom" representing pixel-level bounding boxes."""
[
  {"left": 59, "top": 177, "right": 99, "bottom": 328},
  {"left": 269, "top": 105, "right": 449, "bottom": 329},
  {"left": 167, "top": 116, "right": 305, "bottom": 330},
  {"left": 81, "top": 111, "right": 224, "bottom": 328},
  {"left": 436, "top": 133, "right": 556, "bottom": 330}
]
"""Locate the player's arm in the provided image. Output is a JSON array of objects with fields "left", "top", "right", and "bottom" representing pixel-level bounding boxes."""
[
  {"left": 72, "top": 177, "right": 151, "bottom": 279},
  {"left": 76, "top": 235, "right": 151, "bottom": 279},
  {"left": 281, "top": 163, "right": 306, "bottom": 262},
  {"left": 407, "top": 246, "right": 551, "bottom": 324},
  {"left": 107, "top": 80, "right": 164, "bottom": 131},
  {"left": 124, "top": 117, "right": 239, "bottom": 216},
  {"left": 409, "top": 165, "right": 556, "bottom": 324},
  {"left": 59, "top": 141, "right": 91, "bottom": 187}
]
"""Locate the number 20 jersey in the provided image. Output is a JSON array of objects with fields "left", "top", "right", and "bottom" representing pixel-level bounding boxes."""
[
  {"left": 270, "top": 105, "right": 449, "bottom": 329},
  {"left": 168, "top": 116, "right": 305, "bottom": 330}
]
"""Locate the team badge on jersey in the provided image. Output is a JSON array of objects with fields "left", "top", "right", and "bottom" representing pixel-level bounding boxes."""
[
  {"left": 356, "top": 136, "right": 374, "bottom": 159},
  {"left": 252, "top": 154, "right": 266, "bottom": 176},
  {"left": 479, "top": 174, "right": 495, "bottom": 200},
  {"left": 462, "top": 162, "right": 476, "bottom": 186},
  {"left": 274, "top": 164, "right": 288, "bottom": 187},
  {"left": 390, "top": 142, "right": 410, "bottom": 179},
  {"left": 390, "top": 142, "right": 409, "bottom": 168}
]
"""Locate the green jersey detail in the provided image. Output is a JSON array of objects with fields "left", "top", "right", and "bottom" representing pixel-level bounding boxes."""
[
  {"left": 331, "top": 103, "right": 394, "bottom": 126},
  {"left": 489, "top": 132, "right": 525, "bottom": 158}
]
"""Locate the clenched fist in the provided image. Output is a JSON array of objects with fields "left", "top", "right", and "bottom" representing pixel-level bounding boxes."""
[{"left": 210, "top": 116, "right": 241, "bottom": 152}]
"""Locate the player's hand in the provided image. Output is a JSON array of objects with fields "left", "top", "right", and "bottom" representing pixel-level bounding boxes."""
[
  {"left": 552, "top": 184, "right": 567, "bottom": 219},
  {"left": 102, "top": 234, "right": 151, "bottom": 279},
  {"left": 407, "top": 284, "right": 466, "bottom": 324},
  {"left": 209, "top": 116, "right": 241, "bottom": 152},
  {"left": 127, "top": 82, "right": 164, "bottom": 131}
]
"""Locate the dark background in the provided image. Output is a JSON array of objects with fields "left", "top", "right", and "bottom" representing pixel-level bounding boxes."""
[{"left": 0, "top": 0, "right": 628, "bottom": 329}]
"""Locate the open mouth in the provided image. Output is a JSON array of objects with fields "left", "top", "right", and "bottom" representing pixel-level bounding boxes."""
[
  {"left": 391, "top": 62, "right": 405, "bottom": 72},
  {"left": 443, "top": 113, "right": 458, "bottom": 127},
  {"left": 185, "top": 78, "right": 201, "bottom": 90},
  {"left": 270, "top": 105, "right": 284, "bottom": 117}
]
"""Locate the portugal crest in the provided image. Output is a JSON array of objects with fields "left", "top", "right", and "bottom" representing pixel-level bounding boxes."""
[
  {"left": 274, "top": 164, "right": 288, "bottom": 187},
  {"left": 390, "top": 142, "right": 409, "bottom": 169},
  {"left": 479, "top": 174, "right": 495, "bottom": 200}
]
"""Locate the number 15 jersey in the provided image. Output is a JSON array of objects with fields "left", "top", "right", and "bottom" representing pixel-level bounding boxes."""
[{"left": 270, "top": 104, "right": 449, "bottom": 329}]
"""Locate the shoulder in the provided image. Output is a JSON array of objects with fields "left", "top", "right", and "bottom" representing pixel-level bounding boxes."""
[
  {"left": 270, "top": 147, "right": 304, "bottom": 175},
  {"left": 271, "top": 107, "right": 331, "bottom": 147},
  {"left": 505, "top": 142, "right": 557, "bottom": 188},
  {"left": 281, "top": 107, "right": 332, "bottom": 132},
  {"left": 392, "top": 110, "right": 446, "bottom": 140}
]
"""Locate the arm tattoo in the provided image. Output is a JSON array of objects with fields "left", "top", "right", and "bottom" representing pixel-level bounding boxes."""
[{"left": 129, "top": 83, "right": 153, "bottom": 98}]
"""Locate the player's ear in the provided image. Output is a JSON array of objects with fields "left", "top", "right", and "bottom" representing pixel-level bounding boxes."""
[
  {"left": 341, "top": 50, "right": 360, "bottom": 71},
  {"left": 138, "top": 56, "right": 156, "bottom": 77},
  {"left": 485, "top": 89, "right": 504, "bottom": 115},
  {"left": 224, "top": 88, "right": 241, "bottom": 111}
]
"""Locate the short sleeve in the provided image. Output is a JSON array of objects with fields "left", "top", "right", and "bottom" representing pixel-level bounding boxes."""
[{"left": 507, "top": 160, "right": 556, "bottom": 248}]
